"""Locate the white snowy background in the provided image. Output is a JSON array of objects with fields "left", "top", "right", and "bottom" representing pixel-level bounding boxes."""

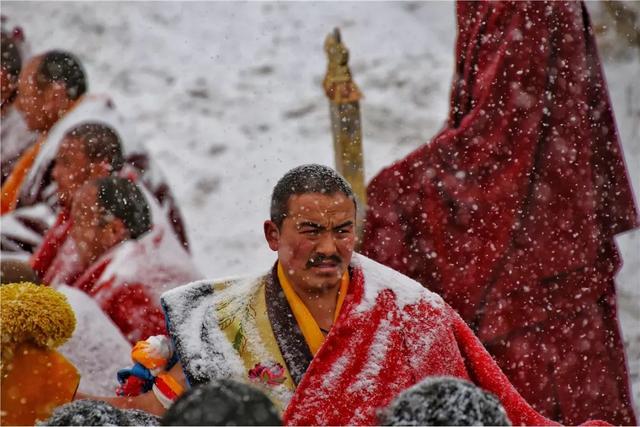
[{"left": 3, "top": 1, "right": 638, "bottom": 410}]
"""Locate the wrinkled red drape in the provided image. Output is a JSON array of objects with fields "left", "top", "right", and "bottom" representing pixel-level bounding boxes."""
[{"left": 362, "top": 1, "right": 638, "bottom": 424}]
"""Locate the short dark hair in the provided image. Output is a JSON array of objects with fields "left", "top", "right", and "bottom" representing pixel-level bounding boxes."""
[
  {"left": 66, "top": 122, "right": 124, "bottom": 172},
  {"left": 378, "top": 376, "right": 511, "bottom": 426},
  {"left": 37, "top": 50, "right": 87, "bottom": 100},
  {"left": 161, "top": 379, "right": 282, "bottom": 426},
  {"left": 45, "top": 399, "right": 159, "bottom": 426},
  {"left": 1, "top": 32, "right": 21, "bottom": 79},
  {"left": 270, "top": 164, "right": 355, "bottom": 228},
  {"left": 95, "top": 177, "right": 151, "bottom": 239}
]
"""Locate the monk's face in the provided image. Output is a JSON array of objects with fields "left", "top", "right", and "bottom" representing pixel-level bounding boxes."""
[
  {"left": 70, "top": 183, "right": 127, "bottom": 266},
  {"left": 53, "top": 136, "right": 109, "bottom": 210},
  {"left": 265, "top": 192, "right": 356, "bottom": 294},
  {"left": 15, "top": 56, "right": 71, "bottom": 131}
]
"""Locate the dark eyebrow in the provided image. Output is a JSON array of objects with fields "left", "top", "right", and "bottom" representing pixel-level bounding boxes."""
[
  {"left": 332, "top": 220, "right": 354, "bottom": 231},
  {"left": 298, "top": 221, "right": 324, "bottom": 230}
]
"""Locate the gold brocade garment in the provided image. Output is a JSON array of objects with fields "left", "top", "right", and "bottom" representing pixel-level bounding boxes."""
[{"left": 213, "top": 276, "right": 296, "bottom": 410}]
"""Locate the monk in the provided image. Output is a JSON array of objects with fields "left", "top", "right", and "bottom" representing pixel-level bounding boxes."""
[
  {"left": 0, "top": 50, "right": 189, "bottom": 250},
  {"left": 29, "top": 122, "right": 189, "bottom": 282},
  {"left": 1, "top": 50, "right": 86, "bottom": 213},
  {"left": 46, "top": 177, "right": 200, "bottom": 343},
  {"left": 1, "top": 28, "right": 36, "bottom": 185},
  {"left": 361, "top": 1, "right": 637, "bottom": 425},
  {"left": 87, "top": 165, "right": 607, "bottom": 426}
]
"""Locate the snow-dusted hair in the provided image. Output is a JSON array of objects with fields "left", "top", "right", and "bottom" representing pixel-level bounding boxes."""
[
  {"left": 36, "top": 50, "right": 87, "bottom": 100},
  {"left": 378, "top": 376, "right": 511, "bottom": 426},
  {"left": 95, "top": 177, "right": 151, "bottom": 239},
  {"left": 65, "top": 122, "right": 125, "bottom": 173},
  {"left": 161, "top": 379, "right": 282, "bottom": 426},
  {"left": 270, "top": 164, "right": 356, "bottom": 228}
]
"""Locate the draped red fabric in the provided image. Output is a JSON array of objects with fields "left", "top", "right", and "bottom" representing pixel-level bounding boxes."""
[
  {"left": 362, "top": 1, "right": 638, "bottom": 424},
  {"left": 30, "top": 209, "right": 72, "bottom": 278},
  {"left": 283, "top": 265, "right": 559, "bottom": 426}
]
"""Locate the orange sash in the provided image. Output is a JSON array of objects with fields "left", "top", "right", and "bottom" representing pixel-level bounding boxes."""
[{"left": 1, "top": 137, "right": 43, "bottom": 214}]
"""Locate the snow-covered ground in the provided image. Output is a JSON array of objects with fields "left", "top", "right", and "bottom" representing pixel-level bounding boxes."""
[{"left": 3, "top": 0, "right": 638, "bottom": 411}]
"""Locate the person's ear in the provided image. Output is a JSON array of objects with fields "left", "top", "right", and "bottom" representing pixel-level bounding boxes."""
[{"left": 264, "top": 220, "right": 280, "bottom": 252}]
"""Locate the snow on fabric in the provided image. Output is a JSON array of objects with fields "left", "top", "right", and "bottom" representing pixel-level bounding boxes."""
[
  {"left": 57, "top": 285, "right": 132, "bottom": 396},
  {"left": 93, "top": 185, "right": 196, "bottom": 303},
  {"left": 161, "top": 279, "right": 247, "bottom": 385},
  {"left": 211, "top": 277, "right": 295, "bottom": 406},
  {"left": 3, "top": 0, "right": 637, "bottom": 414},
  {"left": 44, "top": 236, "right": 83, "bottom": 286},
  {"left": 0, "top": 203, "right": 55, "bottom": 259},
  {"left": 1, "top": 108, "right": 37, "bottom": 183},
  {"left": 351, "top": 252, "right": 440, "bottom": 313},
  {"left": 361, "top": 2, "right": 638, "bottom": 424},
  {"left": 162, "top": 273, "right": 297, "bottom": 409},
  {"left": 163, "top": 252, "right": 556, "bottom": 426},
  {"left": 75, "top": 214, "right": 201, "bottom": 343}
]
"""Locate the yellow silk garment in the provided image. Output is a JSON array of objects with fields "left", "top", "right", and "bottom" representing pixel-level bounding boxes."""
[
  {"left": 214, "top": 276, "right": 296, "bottom": 410},
  {"left": 276, "top": 262, "right": 349, "bottom": 355}
]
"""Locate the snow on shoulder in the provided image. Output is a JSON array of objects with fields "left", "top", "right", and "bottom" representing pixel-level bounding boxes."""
[
  {"left": 351, "top": 253, "right": 443, "bottom": 313},
  {"left": 160, "top": 276, "right": 249, "bottom": 384},
  {"left": 57, "top": 285, "right": 132, "bottom": 396}
]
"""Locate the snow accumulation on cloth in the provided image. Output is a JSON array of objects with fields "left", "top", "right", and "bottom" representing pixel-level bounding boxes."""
[
  {"left": 362, "top": 1, "right": 638, "bottom": 425},
  {"left": 0, "top": 203, "right": 55, "bottom": 258},
  {"left": 56, "top": 285, "right": 132, "bottom": 396},
  {"left": 1, "top": 107, "right": 37, "bottom": 185},
  {"left": 162, "top": 253, "right": 564, "bottom": 426}
]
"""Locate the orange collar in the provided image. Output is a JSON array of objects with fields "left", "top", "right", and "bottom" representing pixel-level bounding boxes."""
[{"left": 276, "top": 262, "right": 349, "bottom": 355}]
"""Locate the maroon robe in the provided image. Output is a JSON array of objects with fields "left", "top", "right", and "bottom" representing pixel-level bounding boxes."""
[{"left": 362, "top": 1, "right": 637, "bottom": 425}]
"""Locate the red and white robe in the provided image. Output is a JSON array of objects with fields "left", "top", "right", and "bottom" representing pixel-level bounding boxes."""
[{"left": 161, "top": 253, "right": 583, "bottom": 426}]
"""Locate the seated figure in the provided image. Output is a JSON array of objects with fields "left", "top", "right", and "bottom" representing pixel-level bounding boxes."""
[
  {"left": 27, "top": 122, "right": 191, "bottom": 282},
  {"left": 87, "top": 165, "right": 608, "bottom": 426},
  {"left": 30, "top": 122, "right": 125, "bottom": 276},
  {"left": 1, "top": 50, "right": 189, "bottom": 253},
  {"left": 1, "top": 28, "right": 36, "bottom": 185},
  {"left": 46, "top": 177, "right": 200, "bottom": 343}
]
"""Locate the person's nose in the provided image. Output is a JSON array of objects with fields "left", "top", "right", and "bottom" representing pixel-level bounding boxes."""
[{"left": 316, "top": 231, "right": 337, "bottom": 255}]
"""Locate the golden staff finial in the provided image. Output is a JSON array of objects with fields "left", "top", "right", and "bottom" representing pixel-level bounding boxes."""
[{"left": 323, "top": 28, "right": 366, "bottom": 246}]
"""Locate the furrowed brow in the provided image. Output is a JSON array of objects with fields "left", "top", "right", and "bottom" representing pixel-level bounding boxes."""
[
  {"left": 298, "top": 221, "right": 325, "bottom": 230},
  {"left": 332, "top": 220, "right": 354, "bottom": 231}
]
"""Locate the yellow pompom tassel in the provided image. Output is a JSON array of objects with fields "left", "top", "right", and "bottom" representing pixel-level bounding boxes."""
[{"left": 1, "top": 282, "right": 76, "bottom": 369}]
